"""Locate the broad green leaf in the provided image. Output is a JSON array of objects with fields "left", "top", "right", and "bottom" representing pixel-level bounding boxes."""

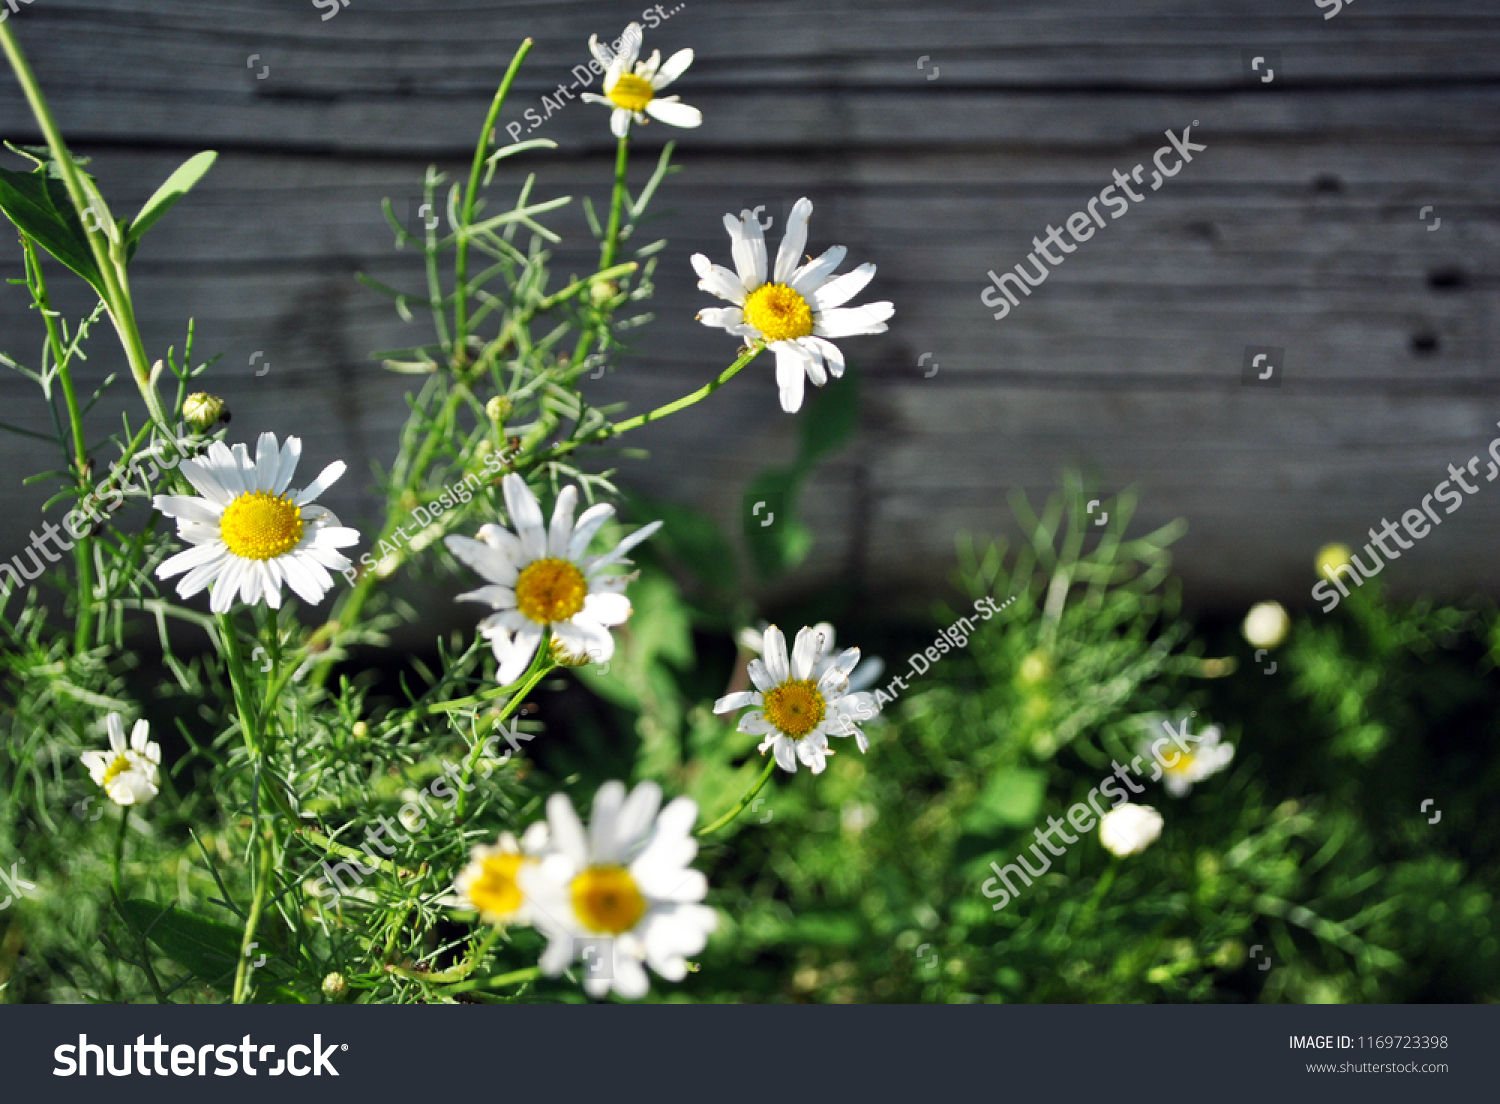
[
  {"left": 0, "top": 165, "right": 106, "bottom": 296},
  {"left": 121, "top": 898, "right": 305, "bottom": 1001},
  {"left": 120, "top": 898, "right": 241, "bottom": 986},
  {"left": 127, "top": 150, "right": 217, "bottom": 245}
]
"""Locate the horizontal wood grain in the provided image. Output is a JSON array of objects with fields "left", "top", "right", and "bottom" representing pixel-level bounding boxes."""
[{"left": 1, "top": 0, "right": 1497, "bottom": 618}]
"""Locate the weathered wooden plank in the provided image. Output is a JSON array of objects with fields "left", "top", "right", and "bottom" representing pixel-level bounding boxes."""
[{"left": 2, "top": 0, "right": 1498, "bottom": 614}]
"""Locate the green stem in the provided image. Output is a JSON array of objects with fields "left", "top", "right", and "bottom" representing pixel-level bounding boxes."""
[
  {"left": 386, "top": 927, "right": 501, "bottom": 985},
  {"left": 531, "top": 342, "right": 766, "bottom": 470},
  {"left": 216, "top": 613, "right": 260, "bottom": 757},
  {"left": 454, "top": 38, "right": 534, "bottom": 364},
  {"left": 599, "top": 134, "right": 630, "bottom": 271},
  {"left": 296, "top": 827, "right": 417, "bottom": 881},
  {"left": 454, "top": 657, "right": 554, "bottom": 822},
  {"left": 438, "top": 965, "right": 540, "bottom": 996},
  {"left": 23, "top": 236, "right": 95, "bottom": 652},
  {"left": 564, "top": 135, "right": 633, "bottom": 373},
  {"left": 1075, "top": 859, "right": 1119, "bottom": 931},
  {"left": 697, "top": 757, "right": 778, "bottom": 837},
  {"left": 232, "top": 834, "right": 273, "bottom": 1004},
  {"left": 0, "top": 23, "right": 170, "bottom": 431},
  {"left": 111, "top": 802, "right": 128, "bottom": 899}
]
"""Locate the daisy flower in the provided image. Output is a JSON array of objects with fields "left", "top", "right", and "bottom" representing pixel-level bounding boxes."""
[
  {"left": 444, "top": 474, "right": 662, "bottom": 685},
  {"left": 1099, "top": 803, "right": 1163, "bottom": 858},
  {"left": 524, "top": 780, "right": 717, "bottom": 999},
  {"left": 693, "top": 197, "right": 894, "bottom": 413},
  {"left": 739, "top": 620, "right": 885, "bottom": 696},
  {"left": 581, "top": 22, "right": 701, "bottom": 138},
  {"left": 153, "top": 432, "right": 359, "bottom": 614},
  {"left": 451, "top": 822, "right": 551, "bottom": 927},
  {"left": 714, "top": 625, "right": 876, "bottom": 773},
  {"left": 1144, "top": 722, "right": 1235, "bottom": 797},
  {"left": 80, "top": 713, "right": 161, "bottom": 806}
]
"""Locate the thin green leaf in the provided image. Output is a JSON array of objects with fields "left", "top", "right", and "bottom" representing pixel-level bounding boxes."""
[{"left": 128, "top": 151, "right": 217, "bottom": 244}]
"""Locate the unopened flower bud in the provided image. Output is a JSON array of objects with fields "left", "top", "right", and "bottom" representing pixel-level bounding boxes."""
[
  {"left": 351, "top": 721, "right": 368, "bottom": 739},
  {"left": 182, "top": 392, "right": 226, "bottom": 430},
  {"left": 548, "top": 636, "right": 595, "bottom": 668},
  {"left": 589, "top": 280, "right": 618, "bottom": 307},
  {"left": 322, "top": 972, "right": 349, "bottom": 1001},
  {"left": 486, "top": 395, "right": 513, "bottom": 423}
]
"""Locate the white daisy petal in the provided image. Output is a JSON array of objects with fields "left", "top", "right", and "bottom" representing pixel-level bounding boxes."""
[
  {"left": 610, "top": 108, "right": 632, "bottom": 138},
  {"left": 582, "top": 591, "right": 631, "bottom": 627},
  {"left": 274, "top": 436, "right": 303, "bottom": 494},
  {"left": 548, "top": 485, "right": 579, "bottom": 558},
  {"left": 713, "top": 691, "right": 762, "bottom": 713},
  {"left": 643, "top": 97, "right": 702, "bottom": 128},
  {"left": 724, "top": 212, "right": 768, "bottom": 292},
  {"left": 773, "top": 343, "right": 808, "bottom": 412},
  {"left": 497, "top": 623, "right": 544, "bottom": 685},
  {"left": 697, "top": 306, "right": 745, "bottom": 331},
  {"left": 153, "top": 494, "right": 222, "bottom": 525},
  {"left": 747, "top": 657, "right": 776, "bottom": 693},
  {"left": 502, "top": 474, "right": 547, "bottom": 562},
  {"left": 775, "top": 198, "right": 813, "bottom": 284},
  {"left": 457, "top": 584, "right": 516, "bottom": 607},
  {"left": 772, "top": 736, "right": 798, "bottom": 773},
  {"left": 445, "top": 534, "right": 520, "bottom": 586},
  {"left": 157, "top": 540, "right": 227, "bottom": 580},
  {"left": 565, "top": 503, "right": 616, "bottom": 561},
  {"left": 803, "top": 335, "right": 846, "bottom": 379},
  {"left": 791, "top": 624, "right": 823, "bottom": 681},
  {"left": 294, "top": 461, "right": 346, "bottom": 506},
  {"left": 254, "top": 431, "right": 281, "bottom": 492},
  {"left": 790, "top": 245, "right": 848, "bottom": 298},
  {"left": 814, "top": 302, "right": 894, "bottom": 339},
  {"left": 652, "top": 47, "right": 693, "bottom": 88},
  {"left": 762, "top": 626, "right": 790, "bottom": 683},
  {"left": 809, "top": 262, "right": 877, "bottom": 311},
  {"left": 176, "top": 457, "right": 234, "bottom": 506},
  {"left": 691, "top": 254, "right": 747, "bottom": 305}
]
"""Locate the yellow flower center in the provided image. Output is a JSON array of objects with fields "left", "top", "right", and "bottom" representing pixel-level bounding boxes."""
[
  {"left": 468, "top": 852, "right": 525, "bottom": 919},
  {"left": 608, "top": 73, "right": 655, "bottom": 113},
  {"left": 1164, "top": 750, "right": 1198, "bottom": 776},
  {"left": 571, "top": 865, "right": 647, "bottom": 934},
  {"left": 743, "top": 282, "right": 815, "bottom": 343},
  {"left": 763, "top": 678, "right": 826, "bottom": 738},
  {"left": 219, "top": 491, "right": 304, "bottom": 560},
  {"left": 515, "top": 558, "right": 588, "bottom": 625},
  {"left": 102, "top": 754, "right": 131, "bottom": 787}
]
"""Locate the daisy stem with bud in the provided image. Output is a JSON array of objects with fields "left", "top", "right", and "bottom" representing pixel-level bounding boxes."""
[{"left": 697, "top": 757, "right": 777, "bottom": 837}]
